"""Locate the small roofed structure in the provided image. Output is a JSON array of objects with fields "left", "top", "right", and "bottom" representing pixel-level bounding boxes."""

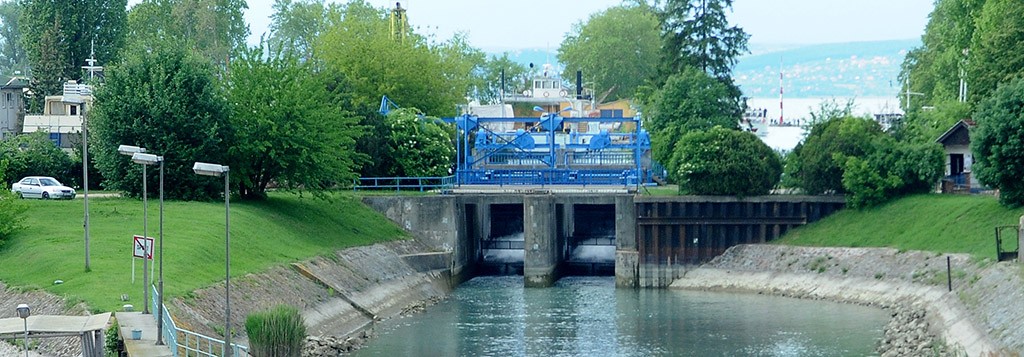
[
  {"left": 0, "top": 312, "right": 110, "bottom": 357},
  {"left": 935, "top": 119, "right": 977, "bottom": 193}
]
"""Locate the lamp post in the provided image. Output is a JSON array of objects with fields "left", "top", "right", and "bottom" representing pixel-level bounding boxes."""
[
  {"left": 132, "top": 152, "right": 165, "bottom": 345},
  {"left": 192, "top": 162, "right": 231, "bottom": 357},
  {"left": 16, "top": 303, "right": 29, "bottom": 357},
  {"left": 118, "top": 145, "right": 150, "bottom": 315},
  {"left": 64, "top": 93, "right": 89, "bottom": 271}
]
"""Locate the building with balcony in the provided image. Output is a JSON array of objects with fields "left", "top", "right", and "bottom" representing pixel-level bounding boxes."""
[{"left": 22, "top": 81, "right": 93, "bottom": 149}]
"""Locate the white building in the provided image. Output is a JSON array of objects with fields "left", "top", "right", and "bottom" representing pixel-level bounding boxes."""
[{"left": 22, "top": 81, "right": 93, "bottom": 149}]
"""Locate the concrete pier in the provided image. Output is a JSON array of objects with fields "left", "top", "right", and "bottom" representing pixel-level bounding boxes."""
[{"left": 523, "top": 195, "right": 561, "bottom": 287}]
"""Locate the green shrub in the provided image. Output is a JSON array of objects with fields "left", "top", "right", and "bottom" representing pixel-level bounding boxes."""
[
  {"left": 672, "top": 126, "right": 782, "bottom": 196},
  {"left": 245, "top": 305, "right": 307, "bottom": 357},
  {"left": 0, "top": 159, "right": 27, "bottom": 244}
]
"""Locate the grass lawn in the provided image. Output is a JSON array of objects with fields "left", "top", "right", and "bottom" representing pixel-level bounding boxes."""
[
  {"left": 777, "top": 194, "right": 1023, "bottom": 259},
  {"left": 0, "top": 192, "right": 407, "bottom": 312}
]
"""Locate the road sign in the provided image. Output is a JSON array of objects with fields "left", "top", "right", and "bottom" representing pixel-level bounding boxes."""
[{"left": 132, "top": 235, "right": 154, "bottom": 260}]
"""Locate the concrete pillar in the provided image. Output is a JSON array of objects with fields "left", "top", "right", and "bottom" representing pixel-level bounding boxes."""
[
  {"left": 615, "top": 195, "right": 638, "bottom": 288},
  {"left": 524, "top": 195, "right": 559, "bottom": 287}
]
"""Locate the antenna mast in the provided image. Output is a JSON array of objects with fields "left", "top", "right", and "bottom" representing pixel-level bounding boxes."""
[
  {"left": 778, "top": 57, "right": 784, "bottom": 125},
  {"left": 82, "top": 39, "right": 103, "bottom": 82}
]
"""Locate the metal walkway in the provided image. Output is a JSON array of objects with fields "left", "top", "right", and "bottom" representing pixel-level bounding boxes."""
[{"left": 116, "top": 312, "right": 173, "bottom": 357}]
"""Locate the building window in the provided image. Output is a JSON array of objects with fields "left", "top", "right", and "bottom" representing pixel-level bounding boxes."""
[{"left": 70, "top": 105, "right": 78, "bottom": 116}]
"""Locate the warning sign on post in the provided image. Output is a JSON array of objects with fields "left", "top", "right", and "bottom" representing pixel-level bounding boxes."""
[{"left": 133, "top": 235, "right": 154, "bottom": 260}]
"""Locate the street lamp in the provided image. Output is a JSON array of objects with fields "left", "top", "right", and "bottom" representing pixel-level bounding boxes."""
[
  {"left": 64, "top": 92, "right": 89, "bottom": 271},
  {"left": 118, "top": 145, "right": 151, "bottom": 315},
  {"left": 16, "top": 303, "right": 29, "bottom": 357},
  {"left": 132, "top": 151, "right": 165, "bottom": 346},
  {"left": 192, "top": 162, "right": 231, "bottom": 357}
]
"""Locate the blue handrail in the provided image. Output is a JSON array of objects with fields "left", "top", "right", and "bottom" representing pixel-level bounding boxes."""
[
  {"left": 353, "top": 175, "right": 455, "bottom": 192},
  {"left": 152, "top": 286, "right": 248, "bottom": 356}
]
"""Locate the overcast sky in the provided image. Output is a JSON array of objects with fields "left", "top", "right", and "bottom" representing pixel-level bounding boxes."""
[{"left": 127, "top": 0, "right": 935, "bottom": 50}]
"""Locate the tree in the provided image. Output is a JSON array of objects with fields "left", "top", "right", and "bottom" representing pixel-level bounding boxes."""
[
  {"left": 899, "top": 0, "right": 983, "bottom": 112},
  {"left": 841, "top": 139, "right": 944, "bottom": 208},
  {"left": 474, "top": 53, "right": 532, "bottom": 105},
  {"left": 20, "top": 0, "right": 126, "bottom": 98},
  {"left": 316, "top": 1, "right": 480, "bottom": 117},
  {"left": 785, "top": 116, "right": 883, "bottom": 195},
  {"left": 971, "top": 78, "right": 1024, "bottom": 206},
  {"left": 672, "top": 126, "right": 781, "bottom": 196},
  {"left": 0, "top": 131, "right": 75, "bottom": 185},
  {"left": 645, "top": 66, "right": 740, "bottom": 179},
  {"left": 268, "top": 0, "right": 334, "bottom": 61},
  {"left": 90, "top": 43, "right": 230, "bottom": 200},
  {"left": 966, "top": 0, "right": 1024, "bottom": 105},
  {"left": 226, "top": 44, "right": 365, "bottom": 199},
  {"left": 126, "top": 0, "right": 249, "bottom": 66},
  {"left": 557, "top": 3, "right": 660, "bottom": 102},
  {"left": 659, "top": 0, "right": 749, "bottom": 81},
  {"left": 378, "top": 108, "right": 454, "bottom": 177},
  {"left": 0, "top": 1, "right": 27, "bottom": 76}
]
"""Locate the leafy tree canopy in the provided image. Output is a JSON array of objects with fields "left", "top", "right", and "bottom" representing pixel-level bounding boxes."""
[
  {"left": 673, "top": 126, "right": 781, "bottom": 196},
  {"left": 785, "top": 116, "right": 883, "bottom": 195},
  {"left": 127, "top": 0, "right": 249, "bottom": 66},
  {"left": 316, "top": 0, "right": 482, "bottom": 117},
  {"left": 971, "top": 78, "right": 1024, "bottom": 206},
  {"left": 966, "top": 0, "right": 1024, "bottom": 105},
  {"left": 558, "top": 3, "right": 660, "bottom": 102},
  {"left": 20, "top": 0, "right": 126, "bottom": 107},
  {"left": 268, "top": 0, "right": 335, "bottom": 61},
  {"left": 0, "top": 131, "right": 75, "bottom": 186},
  {"left": 0, "top": 1, "right": 27, "bottom": 76},
  {"left": 646, "top": 66, "right": 740, "bottom": 179},
  {"left": 90, "top": 43, "right": 230, "bottom": 200},
  {"left": 226, "top": 43, "right": 365, "bottom": 199}
]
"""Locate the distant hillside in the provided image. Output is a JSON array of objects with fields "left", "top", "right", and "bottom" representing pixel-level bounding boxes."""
[
  {"left": 735, "top": 39, "right": 920, "bottom": 99},
  {"left": 486, "top": 39, "right": 922, "bottom": 99}
]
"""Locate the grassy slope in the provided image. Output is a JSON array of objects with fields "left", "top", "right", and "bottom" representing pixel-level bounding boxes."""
[
  {"left": 0, "top": 192, "right": 407, "bottom": 312},
  {"left": 777, "top": 194, "right": 1023, "bottom": 259}
]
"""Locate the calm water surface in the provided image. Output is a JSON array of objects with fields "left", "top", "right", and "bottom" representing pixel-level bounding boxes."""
[{"left": 355, "top": 276, "right": 887, "bottom": 356}]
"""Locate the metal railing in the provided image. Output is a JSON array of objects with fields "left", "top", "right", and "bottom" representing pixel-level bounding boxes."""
[
  {"left": 152, "top": 286, "right": 249, "bottom": 356},
  {"left": 353, "top": 175, "right": 455, "bottom": 192}
]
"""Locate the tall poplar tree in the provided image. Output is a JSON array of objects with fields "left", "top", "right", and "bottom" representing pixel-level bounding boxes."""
[
  {"left": 19, "top": 0, "right": 126, "bottom": 105},
  {"left": 0, "top": 1, "right": 27, "bottom": 76}
]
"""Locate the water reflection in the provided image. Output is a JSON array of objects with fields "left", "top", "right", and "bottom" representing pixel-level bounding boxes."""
[{"left": 355, "top": 276, "right": 887, "bottom": 356}]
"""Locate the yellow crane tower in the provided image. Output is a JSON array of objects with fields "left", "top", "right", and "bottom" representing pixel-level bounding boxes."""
[{"left": 390, "top": 2, "right": 408, "bottom": 43}]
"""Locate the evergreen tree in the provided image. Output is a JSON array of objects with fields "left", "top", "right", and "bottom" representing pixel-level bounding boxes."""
[{"left": 658, "top": 0, "right": 749, "bottom": 82}]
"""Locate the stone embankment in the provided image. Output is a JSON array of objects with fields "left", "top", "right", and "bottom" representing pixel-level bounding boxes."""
[
  {"left": 167, "top": 237, "right": 452, "bottom": 355},
  {"left": 671, "top": 244, "right": 1024, "bottom": 356}
]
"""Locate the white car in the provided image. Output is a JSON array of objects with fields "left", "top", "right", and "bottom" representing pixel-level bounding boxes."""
[{"left": 11, "top": 176, "right": 76, "bottom": 199}]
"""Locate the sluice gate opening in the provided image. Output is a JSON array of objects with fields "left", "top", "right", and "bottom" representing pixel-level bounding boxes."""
[
  {"left": 564, "top": 204, "right": 616, "bottom": 276},
  {"left": 479, "top": 203, "right": 525, "bottom": 275}
]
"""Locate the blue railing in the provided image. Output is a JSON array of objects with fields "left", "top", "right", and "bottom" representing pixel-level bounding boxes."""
[
  {"left": 353, "top": 175, "right": 455, "bottom": 192},
  {"left": 460, "top": 169, "right": 639, "bottom": 186},
  {"left": 152, "top": 286, "right": 249, "bottom": 356}
]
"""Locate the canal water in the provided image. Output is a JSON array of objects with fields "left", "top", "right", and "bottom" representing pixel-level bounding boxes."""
[{"left": 355, "top": 276, "right": 889, "bottom": 356}]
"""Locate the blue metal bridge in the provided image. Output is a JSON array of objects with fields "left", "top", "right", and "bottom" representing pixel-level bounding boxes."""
[{"left": 443, "top": 109, "right": 654, "bottom": 187}]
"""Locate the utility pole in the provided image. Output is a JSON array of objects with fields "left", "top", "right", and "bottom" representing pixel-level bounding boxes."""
[
  {"left": 959, "top": 48, "right": 969, "bottom": 103},
  {"left": 904, "top": 75, "right": 924, "bottom": 112}
]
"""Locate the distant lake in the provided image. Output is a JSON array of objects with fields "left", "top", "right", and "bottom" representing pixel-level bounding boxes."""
[{"left": 746, "top": 96, "right": 902, "bottom": 125}]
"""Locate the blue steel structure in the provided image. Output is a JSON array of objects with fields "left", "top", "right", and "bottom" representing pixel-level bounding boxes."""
[{"left": 443, "top": 109, "right": 653, "bottom": 186}]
